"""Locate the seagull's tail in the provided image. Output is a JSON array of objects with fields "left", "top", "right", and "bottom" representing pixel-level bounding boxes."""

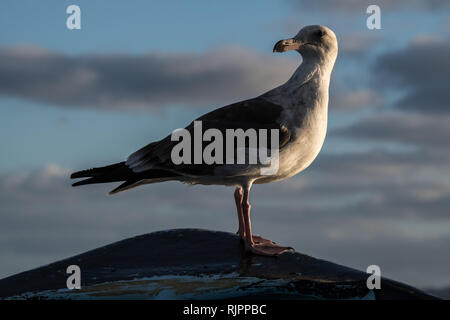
[
  {"left": 70, "top": 162, "right": 127, "bottom": 179},
  {"left": 70, "top": 162, "right": 179, "bottom": 194}
]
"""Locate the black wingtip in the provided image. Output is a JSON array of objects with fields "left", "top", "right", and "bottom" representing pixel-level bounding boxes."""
[
  {"left": 71, "top": 177, "right": 102, "bottom": 187},
  {"left": 71, "top": 179, "right": 88, "bottom": 187},
  {"left": 70, "top": 170, "right": 91, "bottom": 179},
  {"left": 108, "top": 180, "right": 136, "bottom": 195}
]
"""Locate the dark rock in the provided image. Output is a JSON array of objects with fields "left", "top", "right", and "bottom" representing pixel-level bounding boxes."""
[
  {"left": 423, "top": 287, "right": 450, "bottom": 300},
  {"left": 0, "top": 229, "right": 438, "bottom": 300}
]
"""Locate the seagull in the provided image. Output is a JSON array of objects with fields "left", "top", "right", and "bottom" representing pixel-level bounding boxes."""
[{"left": 71, "top": 25, "right": 338, "bottom": 256}]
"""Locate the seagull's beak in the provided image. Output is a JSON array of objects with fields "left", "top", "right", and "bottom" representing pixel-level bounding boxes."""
[{"left": 273, "top": 38, "right": 302, "bottom": 53}]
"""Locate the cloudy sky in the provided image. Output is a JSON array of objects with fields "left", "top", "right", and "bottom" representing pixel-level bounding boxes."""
[{"left": 1, "top": 0, "right": 449, "bottom": 291}]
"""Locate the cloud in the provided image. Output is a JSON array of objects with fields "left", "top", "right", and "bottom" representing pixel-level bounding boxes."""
[
  {"left": 0, "top": 164, "right": 238, "bottom": 278},
  {"left": 1, "top": 39, "right": 449, "bottom": 289},
  {"left": 309, "top": 151, "right": 450, "bottom": 219},
  {"left": 1, "top": 154, "right": 450, "bottom": 288},
  {"left": 331, "top": 87, "right": 383, "bottom": 110},
  {"left": 334, "top": 112, "right": 450, "bottom": 149},
  {"left": 338, "top": 33, "right": 384, "bottom": 58},
  {"left": 0, "top": 45, "right": 297, "bottom": 110},
  {"left": 0, "top": 44, "right": 372, "bottom": 112},
  {"left": 373, "top": 37, "right": 450, "bottom": 113}
]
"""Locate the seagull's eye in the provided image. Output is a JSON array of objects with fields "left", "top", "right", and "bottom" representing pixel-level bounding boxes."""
[{"left": 315, "top": 30, "right": 325, "bottom": 38}]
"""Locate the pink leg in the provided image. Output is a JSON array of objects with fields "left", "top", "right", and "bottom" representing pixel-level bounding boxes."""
[
  {"left": 234, "top": 187, "right": 245, "bottom": 239},
  {"left": 234, "top": 187, "right": 273, "bottom": 244},
  {"left": 242, "top": 188, "right": 253, "bottom": 248},
  {"left": 241, "top": 187, "right": 293, "bottom": 256}
]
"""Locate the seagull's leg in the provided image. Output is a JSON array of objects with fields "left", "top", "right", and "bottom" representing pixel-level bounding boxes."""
[
  {"left": 242, "top": 187, "right": 293, "bottom": 256},
  {"left": 235, "top": 187, "right": 272, "bottom": 244},
  {"left": 242, "top": 187, "right": 254, "bottom": 248},
  {"left": 234, "top": 187, "right": 246, "bottom": 240}
]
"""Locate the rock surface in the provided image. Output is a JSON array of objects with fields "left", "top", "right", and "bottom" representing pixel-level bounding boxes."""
[{"left": 0, "top": 229, "right": 438, "bottom": 300}]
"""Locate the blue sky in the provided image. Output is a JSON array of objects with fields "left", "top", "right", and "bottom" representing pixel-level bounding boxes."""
[
  {"left": 1, "top": 0, "right": 450, "bottom": 292},
  {"left": 0, "top": 0, "right": 294, "bottom": 173},
  {"left": 1, "top": 0, "right": 448, "bottom": 174},
  {"left": 0, "top": 0, "right": 291, "bottom": 53}
]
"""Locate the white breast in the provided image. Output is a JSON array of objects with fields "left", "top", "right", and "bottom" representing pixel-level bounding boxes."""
[{"left": 256, "top": 61, "right": 332, "bottom": 183}]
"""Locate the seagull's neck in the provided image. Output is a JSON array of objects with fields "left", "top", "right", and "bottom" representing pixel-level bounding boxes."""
[
  {"left": 289, "top": 54, "right": 335, "bottom": 86},
  {"left": 261, "top": 53, "right": 336, "bottom": 110}
]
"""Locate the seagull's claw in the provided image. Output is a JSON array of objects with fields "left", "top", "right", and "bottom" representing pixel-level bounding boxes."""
[
  {"left": 237, "top": 233, "right": 279, "bottom": 245},
  {"left": 237, "top": 231, "right": 293, "bottom": 255},
  {"left": 245, "top": 242, "right": 293, "bottom": 256},
  {"left": 252, "top": 235, "right": 276, "bottom": 245}
]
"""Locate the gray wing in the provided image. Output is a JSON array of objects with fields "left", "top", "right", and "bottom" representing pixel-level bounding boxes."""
[{"left": 125, "top": 97, "right": 291, "bottom": 177}]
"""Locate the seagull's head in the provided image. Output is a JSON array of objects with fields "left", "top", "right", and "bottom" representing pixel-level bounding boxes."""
[{"left": 273, "top": 25, "right": 338, "bottom": 61}]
